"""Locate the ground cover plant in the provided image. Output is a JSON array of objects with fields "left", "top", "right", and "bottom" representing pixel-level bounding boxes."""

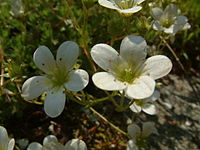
[{"left": 0, "top": 0, "right": 200, "bottom": 149}]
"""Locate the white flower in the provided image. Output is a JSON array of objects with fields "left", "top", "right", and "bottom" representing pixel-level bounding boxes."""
[
  {"left": 126, "top": 140, "right": 138, "bottom": 150},
  {"left": 27, "top": 135, "right": 87, "bottom": 150},
  {"left": 151, "top": 4, "right": 191, "bottom": 34},
  {"left": 98, "top": 0, "right": 145, "bottom": 15},
  {"left": 91, "top": 35, "right": 172, "bottom": 99},
  {"left": 129, "top": 90, "right": 160, "bottom": 115},
  {"left": 127, "top": 122, "right": 157, "bottom": 150},
  {"left": 0, "top": 126, "right": 15, "bottom": 150},
  {"left": 10, "top": 0, "right": 24, "bottom": 16},
  {"left": 21, "top": 41, "right": 89, "bottom": 118}
]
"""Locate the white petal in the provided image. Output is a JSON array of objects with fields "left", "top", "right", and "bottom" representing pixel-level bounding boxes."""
[
  {"left": 8, "top": 139, "right": 15, "bottom": 150},
  {"left": 44, "top": 89, "right": 66, "bottom": 118},
  {"left": 65, "top": 139, "right": 87, "bottom": 150},
  {"left": 164, "top": 25, "right": 175, "bottom": 34},
  {"left": 164, "top": 4, "right": 178, "bottom": 19},
  {"left": 92, "top": 72, "right": 127, "bottom": 91},
  {"left": 176, "top": 16, "right": 188, "bottom": 25},
  {"left": 43, "top": 135, "right": 58, "bottom": 145},
  {"left": 120, "top": 35, "right": 147, "bottom": 64},
  {"left": 142, "top": 122, "right": 158, "bottom": 137},
  {"left": 152, "top": 21, "right": 164, "bottom": 31},
  {"left": 56, "top": 41, "right": 79, "bottom": 70},
  {"left": 117, "top": 6, "right": 142, "bottom": 14},
  {"left": 183, "top": 22, "right": 191, "bottom": 30},
  {"left": 125, "top": 76, "right": 155, "bottom": 99},
  {"left": 147, "top": 90, "right": 160, "bottom": 102},
  {"left": 33, "top": 46, "right": 56, "bottom": 74},
  {"left": 126, "top": 140, "right": 138, "bottom": 150},
  {"left": 143, "top": 55, "right": 172, "bottom": 80},
  {"left": 151, "top": 7, "right": 163, "bottom": 20},
  {"left": 91, "top": 43, "right": 120, "bottom": 72},
  {"left": 127, "top": 124, "right": 141, "bottom": 139},
  {"left": 64, "top": 69, "right": 89, "bottom": 92},
  {"left": 129, "top": 103, "right": 142, "bottom": 113},
  {"left": 173, "top": 16, "right": 189, "bottom": 33},
  {"left": 98, "top": 0, "right": 118, "bottom": 10},
  {"left": 135, "top": 0, "right": 145, "bottom": 5},
  {"left": 142, "top": 104, "right": 156, "bottom": 115},
  {"left": 21, "top": 76, "right": 51, "bottom": 100},
  {"left": 0, "top": 126, "right": 9, "bottom": 149},
  {"left": 27, "top": 142, "right": 42, "bottom": 150}
]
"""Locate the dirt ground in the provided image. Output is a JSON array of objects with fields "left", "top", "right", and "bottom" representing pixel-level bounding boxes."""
[{"left": 149, "top": 74, "right": 200, "bottom": 150}]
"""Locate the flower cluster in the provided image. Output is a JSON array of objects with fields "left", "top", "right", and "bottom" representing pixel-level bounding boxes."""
[
  {"left": 129, "top": 90, "right": 160, "bottom": 115},
  {"left": 98, "top": 0, "right": 145, "bottom": 15},
  {"left": 91, "top": 35, "right": 172, "bottom": 99},
  {"left": 151, "top": 4, "right": 191, "bottom": 34},
  {"left": 27, "top": 135, "right": 87, "bottom": 150},
  {"left": 127, "top": 122, "right": 158, "bottom": 150},
  {"left": 16, "top": 0, "right": 192, "bottom": 149},
  {"left": 22, "top": 41, "right": 89, "bottom": 118},
  {"left": 10, "top": 0, "right": 24, "bottom": 16}
]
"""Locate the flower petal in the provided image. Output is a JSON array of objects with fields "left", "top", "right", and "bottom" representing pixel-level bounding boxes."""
[
  {"left": 164, "top": 4, "right": 178, "bottom": 19},
  {"left": 64, "top": 69, "right": 89, "bottom": 92},
  {"left": 135, "top": 0, "right": 145, "bottom": 5},
  {"left": 125, "top": 76, "right": 155, "bottom": 99},
  {"left": 152, "top": 21, "right": 164, "bottom": 31},
  {"left": 127, "top": 124, "right": 141, "bottom": 139},
  {"left": 0, "top": 126, "right": 9, "bottom": 150},
  {"left": 91, "top": 44, "right": 120, "bottom": 72},
  {"left": 56, "top": 41, "right": 79, "bottom": 71},
  {"left": 65, "top": 139, "right": 87, "bottom": 150},
  {"left": 120, "top": 35, "right": 147, "bottom": 64},
  {"left": 92, "top": 72, "right": 127, "bottom": 91},
  {"left": 151, "top": 7, "right": 163, "bottom": 20},
  {"left": 147, "top": 90, "right": 160, "bottom": 102},
  {"left": 117, "top": 6, "right": 142, "bottom": 14},
  {"left": 43, "top": 135, "right": 58, "bottom": 145},
  {"left": 163, "top": 25, "right": 175, "bottom": 34},
  {"left": 44, "top": 89, "right": 66, "bottom": 118},
  {"left": 126, "top": 140, "right": 138, "bottom": 150},
  {"left": 173, "top": 16, "right": 190, "bottom": 33},
  {"left": 142, "top": 104, "right": 156, "bottom": 115},
  {"left": 129, "top": 103, "right": 142, "bottom": 113},
  {"left": 98, "top": 0, "right": 118, "bottom": 10},
  {"left": 183, "top": 23, "right": 191, "bottom": 30},
  {"left": 8, "top": 139, "right": 15, "bottom": 150},
  {"left": 143, "top": 55, "right": 172, "bottom": 80},
  {"left": 27, "top": 142, "right": 42, "bottom": 150},
  {"left": 142, "top": 122, "right": 158, "bottom": 137},
  {"left": 21, "top": 76, "right": 51, "bottom": 100},
  {"left": 33, "top": 46, "right": 56, "bottom": 74}
]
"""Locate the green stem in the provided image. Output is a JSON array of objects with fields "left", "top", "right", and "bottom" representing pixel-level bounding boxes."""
[
  {"left": 159, "top": 35, "right": 185, "bottom": 71},
  {"left": 85, "top": 96, "right": 111, "bottom": 108},
  {"left": 120, "top": 90, "right": 125, "bottom": 106},
  {"left": 105, "top": 91, "right": 119, "bottom": 107},
  {"left": 89, "top": 107, "right": 128, "bottom": 137}
]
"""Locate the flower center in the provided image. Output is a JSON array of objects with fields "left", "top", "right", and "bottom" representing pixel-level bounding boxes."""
[
  {"left": 115, "top": 0, "right": 135, "bottom": 9},
  {"left": 114, "top": 62, "right": 143, "bottom": 84},
  {"left": 46, "top": 65, "right": 69, "bottom": 88},
  {"left": 160, "top": 16, "right": 175, "bottom": 28}
]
